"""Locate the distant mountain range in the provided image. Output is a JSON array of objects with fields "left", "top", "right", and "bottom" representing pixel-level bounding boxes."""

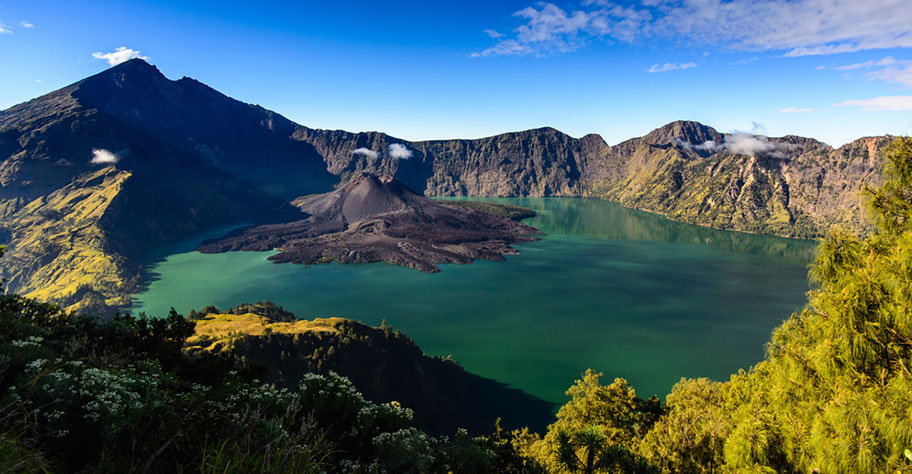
[{"left": 0, "top": 59, "right": 890, "bottom": 312}]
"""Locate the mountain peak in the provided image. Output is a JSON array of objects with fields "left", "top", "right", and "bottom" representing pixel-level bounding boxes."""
[
  {"left": 109, "top": 57, "right": 157, "bottom": 72},
  {"left": 644, "top": 120, "right": 723, "bottom": 146},
  {"left": 86, "top": 58, "right": 165, "bottom": 86}
]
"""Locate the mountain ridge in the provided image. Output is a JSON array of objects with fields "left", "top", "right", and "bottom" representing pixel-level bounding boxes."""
[{"left": 0, "top": 59, "right": 890, "bottom": 312}]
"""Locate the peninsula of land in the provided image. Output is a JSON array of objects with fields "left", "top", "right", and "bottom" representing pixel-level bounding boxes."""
[{"left": 198, "top": 173, "right": 539, "bottom": 272}]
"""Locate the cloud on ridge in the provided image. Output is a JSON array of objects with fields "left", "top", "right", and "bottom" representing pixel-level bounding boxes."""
[
  {"left": 90, "top": 148, "right": 120, "bottom": 165},
  {"left": 388, "top": 144, "right": 413, "bottom": 160},
  {"left": 352, "top": 148, "right": 379, "bottom": 159},
  {"left": 674, "top": 123, "right": 790, "bottom": 158},
  {"left": 92, "top": 47, "right": 148, "bottom": 66},
  {"left": 725, "top": 133, "right": 787, "bottom": 158}
]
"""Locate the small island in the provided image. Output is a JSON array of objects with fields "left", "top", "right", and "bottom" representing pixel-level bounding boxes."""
[{"left": 198, "top": 173, "right": 540, "bottom": 272}]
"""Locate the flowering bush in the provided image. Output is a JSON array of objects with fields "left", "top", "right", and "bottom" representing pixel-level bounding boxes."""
[{"left": 0, "top": 293, "right": 519, "bottom": 473}]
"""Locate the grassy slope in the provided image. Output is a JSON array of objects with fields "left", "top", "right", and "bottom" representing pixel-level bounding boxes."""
[{"left": 3, "top": 168, "right": 136, "bottom": 312}]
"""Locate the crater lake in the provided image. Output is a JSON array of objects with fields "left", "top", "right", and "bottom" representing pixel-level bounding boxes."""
[{"left": 131, "top": 197, "right": 816, "bottom": 404}]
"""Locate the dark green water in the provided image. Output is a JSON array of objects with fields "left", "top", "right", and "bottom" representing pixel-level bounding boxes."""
[{"left": 131, "top": 197, "right": 816, "bottom": 404}]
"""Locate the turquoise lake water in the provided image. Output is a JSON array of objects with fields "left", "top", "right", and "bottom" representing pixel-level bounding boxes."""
[{"left": 131, "top": 197, "right": 817, "bottom": 404}]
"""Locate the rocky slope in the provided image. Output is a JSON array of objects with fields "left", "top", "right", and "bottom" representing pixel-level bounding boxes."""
[
  {"left": 184, "top": 303, "right": 555, "bottom": 435},
  {"left": 297, "top": 121, "right": 884, "bottom": 239},
  {"left": 579, "top": 122, "right": 885, "bottom": 238},
  {"left": 0, "top": 59, "right": 891, "bottom": 311},
  {"left": 198, "top": 173, "right": 539, "bottom": 272}
]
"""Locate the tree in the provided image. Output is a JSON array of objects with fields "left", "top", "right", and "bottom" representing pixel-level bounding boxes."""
[{"left": 535, "top": 370, "right": 660, "bottom": 472}]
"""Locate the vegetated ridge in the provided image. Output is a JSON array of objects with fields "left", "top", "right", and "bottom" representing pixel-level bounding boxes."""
[
  {"left": 183, "top": 301, "right": 554, "bottom": 435},
  {"left": 0, "top": 59, "right": 888, "bottom": 312}
]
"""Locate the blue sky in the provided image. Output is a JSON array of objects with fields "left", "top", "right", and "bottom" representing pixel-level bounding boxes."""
[{"left": 1, "top": 0, "right": 912, "bottom": 146}]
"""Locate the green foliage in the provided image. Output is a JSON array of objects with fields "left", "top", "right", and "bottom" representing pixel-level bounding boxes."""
[
  {"left": 0, "top": 293, "right": 532, "bottom": 473},
  {"left": 538, "top": 137, "right": 912, "bottom": 473},
  {"left": 640, "top": 378, "right": 730, "bottom": 473},
  {"left": 631, "top": 136, "right": 912, "bottom": 472},
  {"left": 535, "top": 370, "right": 661, "bottom": 473}
]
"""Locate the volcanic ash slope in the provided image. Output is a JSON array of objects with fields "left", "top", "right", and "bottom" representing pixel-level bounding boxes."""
[{"left": 198, "top": 173, "right": 540, "bottom": 272}]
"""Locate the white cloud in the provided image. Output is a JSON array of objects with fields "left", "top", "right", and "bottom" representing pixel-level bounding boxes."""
[
  {"left": 0, "top": 22, "right": 11, "bottom": 34},
  {"left": 90, "top": 148, "right": 119, "bottom": 165},
  {"left": 675, "top": 138, "right": 722, "bottom": 153},
  {"left": 734, "top": 56, "right": 760, "bottom": 65},
  {"left": 835, "top": 96, "right": 912, "bottom": 111},
  {"left": 725, "top": 133, "right": 787, "bottom": 158},
  {"left": 19, "top": 21, "right": 33, "bottom": 28},
  {"left": 388, "top": 143, "right": 413, "bottom": 160},
  {"left": 351, "top": 147, "right": 379, "bottom": 159},
  {"left": 779, "top": 107, "right": 815, "bottom": 113},
  {"left": 475, "top": 1, "right": 912, "bottom": 58},
  {"left": 674, "top": 126, "right": 790, "bottom": 158},
  {"left": 648, "top": 62, "right": 696, "bottom": 73},
  {"left": 833, "top": 57, "right": 897, "bottom": 70},
  {"left": 823, "top": 56, "right": 912, "bottom": 88},
  {"left": 92, "top": 47, "right": 148, "bottom": 66},
  {"left": 483, "top": 29, "right": 503, "bottom": 38},
  {"left": 473, "top": 2, "right": 650, "bottom": 57},
  {"left": 472, "top": 39, "right": 534, "bottom": 57},
  {"left": 868, "top": 63, "right": 912, "bottom": 88}
]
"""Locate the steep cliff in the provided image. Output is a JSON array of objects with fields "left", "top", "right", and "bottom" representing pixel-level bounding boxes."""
[{"left": 293, "top": 120, "right": 885, "bottom": 239}]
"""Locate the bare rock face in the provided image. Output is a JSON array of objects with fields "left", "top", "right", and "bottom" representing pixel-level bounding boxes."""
[
  {"left": 294, "top": 120, "right": 889, "bottom": 239},
  {"left": 198, "top": 173, "right": 540, "bottom": 272}
]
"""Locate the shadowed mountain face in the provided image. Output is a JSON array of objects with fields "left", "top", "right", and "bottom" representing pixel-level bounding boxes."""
[
  {"left": 198, "top": 173, "right": 539, "bottom": 272},
  {"left": 0, "top": 59, "right": 334, "bottom": 312},
  {"left": 0, "top": 59, "right": 890, "bottom": 311}
]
